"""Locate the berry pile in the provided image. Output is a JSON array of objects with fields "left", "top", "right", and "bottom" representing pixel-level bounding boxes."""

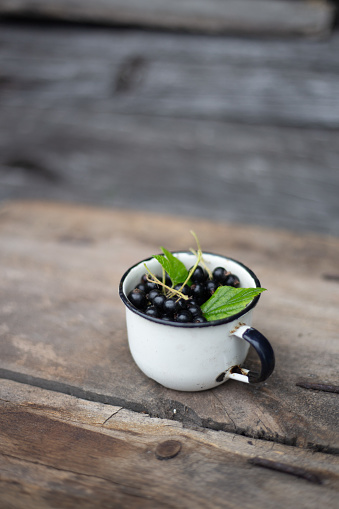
[{"left": 127, "top": 265, "right": 240, "bottom": 323}]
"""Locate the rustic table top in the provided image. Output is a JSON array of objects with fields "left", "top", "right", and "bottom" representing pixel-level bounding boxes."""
[{"left": 0, "top": 200, "right": 338, "bottom": 508}]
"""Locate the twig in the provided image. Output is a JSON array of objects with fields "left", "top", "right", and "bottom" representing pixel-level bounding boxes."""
[
  {"left": 144, "top": 265, "right": 189, "bottom": 300},
  {"left": 149, "top": 275, "right": 188, "bottom": 301},
  {"left": 180, "top": 249, "right": 201, "bottom": 292},
  {"left": 296, "top": 381, "right": 339, "bottom": 394}
]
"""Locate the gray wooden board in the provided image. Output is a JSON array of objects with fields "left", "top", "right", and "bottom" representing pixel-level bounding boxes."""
[
  {"left": 0, "top": 379, "right": 338, "bottom": 509},
  {"left": 1, "top": 106, "right": 339, "bottom": 236},
  {"left": 0, "top": 202, "right": 338, "bottom": 453},
  {"left": 0, "top": 0, "right": 334, "bottom": 37},
  {"left": 0, "top": 24, "right": 339, "bottom": 236},
  {"left": 1, "top": 24, "right": 339, "bottom": 127}
]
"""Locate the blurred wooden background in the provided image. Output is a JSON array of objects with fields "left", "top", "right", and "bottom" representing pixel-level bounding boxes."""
[{"left": 0, "top": 0, "right": 339, "bottom": 236}]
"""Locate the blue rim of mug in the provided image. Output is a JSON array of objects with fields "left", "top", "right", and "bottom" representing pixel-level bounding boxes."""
[{"left": 119, "top": 251, "right": 262, "bottom": 328}]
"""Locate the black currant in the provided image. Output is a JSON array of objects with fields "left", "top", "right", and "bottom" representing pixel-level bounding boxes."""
[
  {"left": 165, "top": 275, "right": 172, "bottom": 286},
  {"left": 163, "top": 298, "right": 177, "bottom": 316},
  {"left": 190, "top": 283, "right": 208, "bottom": 305},
  {"left": 175, "top": 310, "right": 193, "bottom": 323},
  {"left": 160, "top": 315, "right": 172, "bottom": 321},
  {"left": 173, "top": 284, "right": 191, "bottom": 296},
  {"left": 193, "top": 316, "right": 207, "bottom": 323},
  {"left": 176, "top": 298, "right": 188, "bottom": 309},
  {"left": 148, "top": 289, "right": 161, "bottom": 302},
  {"left": 146, "top": 281, "right": 160, "bottom": 292},
  {"left": 187, "top": 304, "right": 202, "bottom": 317},
  {"left": 140, "top": 273, "right": 149, "bottom": 284},
  {"left": 153, "top": 294, "right": 166, "bottom": 310},
  {"left": 205, "top": 280, "right": 220, "bottom": 297},
  {"left": 189, "top": 265, "right": 207, "bottom": 283},
  {"left": 145, "top": 306, "right": 160, "bottom": 318},
  {"left": 128, "top": 289, "right": 147, "bottom": 311},
  {"left": 136, "top": 283, "right": 148, "bottom": 293},
  {"left": 212, "top": 267, "right": 229, "bottom": 285},
  {"left": 225, "top": 274, "right": 240, "bottom": 288}
]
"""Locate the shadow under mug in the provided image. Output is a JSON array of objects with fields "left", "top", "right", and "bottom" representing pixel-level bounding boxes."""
[{"left": 119, "top": 252, "right": 275, "bottom": 392}]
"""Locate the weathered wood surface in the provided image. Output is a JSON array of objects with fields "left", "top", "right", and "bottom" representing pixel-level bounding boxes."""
[
  {"left": 0, "top": 201, "right": 338, "bottom": 453},
  {"left": 1, "top": 23, "right": 338, "bottom": 127},
  {"left": 0, "top": 0, "right": 334, "bottom": 37},
  {"left": 1, "top": 23, "right": 339, "bottom": 236},
  {"left": 1, "top": 379, "right": 338, "bottom": 509}
]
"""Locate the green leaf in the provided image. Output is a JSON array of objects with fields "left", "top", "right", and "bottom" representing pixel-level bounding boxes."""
[
  {"left": 201, "top": 286, "right": 266, "bottom": 321},
  {"left": 153, "top": 255, "right": 172, "bottom": 278},
  {"left": 153, "top": 248, "right": 188, "bottom": 287}
]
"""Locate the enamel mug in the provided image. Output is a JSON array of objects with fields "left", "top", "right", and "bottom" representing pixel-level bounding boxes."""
[{"left": 119, "top": 252, "right": 275, "bottom": 392}]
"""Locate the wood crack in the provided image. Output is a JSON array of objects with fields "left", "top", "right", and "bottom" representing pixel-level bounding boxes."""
[
  {"left": 102, "top": 408, "right": 123, "bottom": 425},
  {"left": 212, "top": 392, "right": 237, "bottom": 432},
  {"left": 1, "top": 368, "right": 338, "bottom": 456},
  {"left": 249, "top": 457, "right": 323, "bottom": 485}
]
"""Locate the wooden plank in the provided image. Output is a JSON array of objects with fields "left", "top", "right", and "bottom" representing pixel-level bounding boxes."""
[
  {"left": 0, "top": 379, "right": 338, "bottom": 509},
  {"left": 0, "top": 24, "right": 339, "bottom": 128},
  {"left": 0, "top": 0, "right": 334, "bottom": 37},
  {"left": 1, "top": 105, "right": 339, "bottom": 236},
  {"left": 0, "top": 201, "right": 338, "bottom": 453},
  {"left": 1, "top": 24, "right": 339, "bottom": 236}
]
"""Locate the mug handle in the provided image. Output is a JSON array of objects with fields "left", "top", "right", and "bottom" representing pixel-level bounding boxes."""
[{"left": 228, "top": 325, "right": 275, "bottom": 383}]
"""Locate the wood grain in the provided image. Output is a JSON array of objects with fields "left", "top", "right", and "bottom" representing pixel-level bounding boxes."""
[
  {"left": 0, "top": 379, "right": 338, "bottom": 509},
  {"left": 1, "top": 24, "right": 338, "bottom": 127},
  {"left": 0, "top": 201, "right": 338, "bottom": 453},
  {"left": 0, "top": 0, "right": 334, "bottom": 36},
  {"left": 1, "top": 24, "right": 339, "bottom": 236}
]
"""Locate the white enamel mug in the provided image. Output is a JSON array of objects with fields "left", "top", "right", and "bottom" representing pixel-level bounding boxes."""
[{"left": 119, "top": 252, "right": 275, "bottom": 392}]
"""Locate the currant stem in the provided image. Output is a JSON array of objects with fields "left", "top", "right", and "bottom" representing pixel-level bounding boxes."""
[
  {"left": 162, "top": 266, "right": 166, "bottom": 295},
  {"left": 143, "top": 264, "right": 189, "bottom": 301},
  {"left": 190, "top": 231, "right": 213, "bottom": 279},
  {"left": 201, "top": 257, "right": 213, "bottom": 280},
  {"left": 180, "top": 250, "right": 201, "bottom": 291},
  {"left": 190, "top": 248, "right": 213, "bottom": 280},
  {"left": 190, "top": 230, "right": 201, "bottom": 250}
]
